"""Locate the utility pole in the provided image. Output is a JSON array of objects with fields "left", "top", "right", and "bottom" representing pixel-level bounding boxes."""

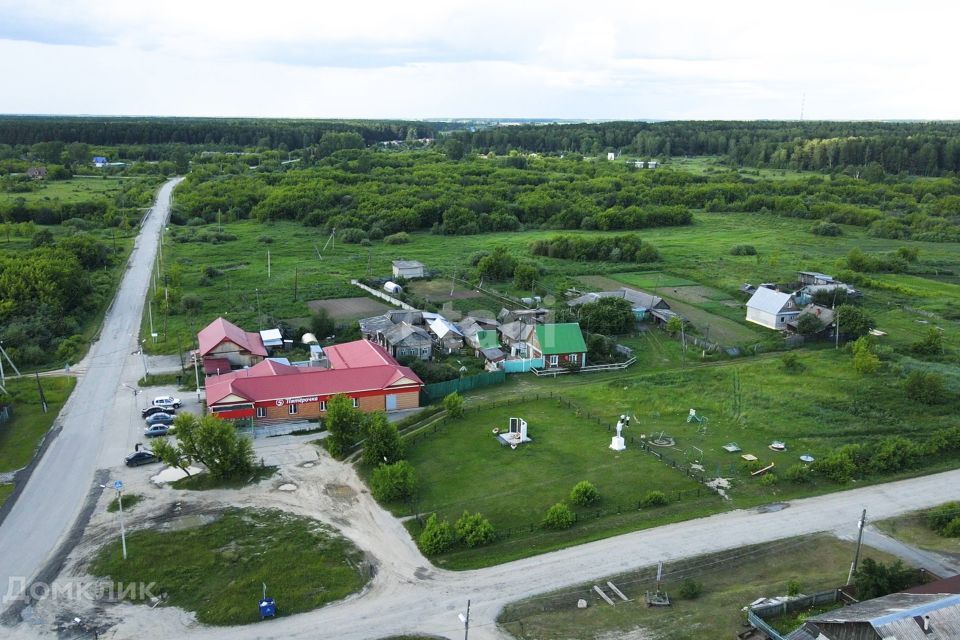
[
  {"left": 193, "top": 352, "right": 201, "bottom": 401},
  {"left": 835, "top": 307, "right": 841, "bottom": 349},
  {"left": 101, "top": 480, "right": 128, "bottom": 560},
  {"left": 139, "top": 340, "right": 148, "bottom": 378},
  {"left": 458, "top": 600, "right": 470, "bottom": 640},
  {"left": 293, "top": 267, "right": 298, "bottom": 302},
  {"left": 267, "top": 250, "right": 271, "bottom": 279},
  {"left": 148, "top": 301, "right": 155, "bottom": 342},
  {"left": 847, "top": 508, "right": 867, "bottom": 584},
  {"left": 255, "top": 288, "right": 262, "bottom": 330},
  {"left": 35, "top": 373, "right": 48, "bottom": 413}
]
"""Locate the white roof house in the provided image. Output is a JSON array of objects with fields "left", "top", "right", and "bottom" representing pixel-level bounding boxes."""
[
  {"left": 745, "top": 288, "right": 800, "bottom": 331},
  {"left": 259, "top": 328, "right": 284, "bottom": 348},
  {"left": 392, "top": 260, "right": 425, "bottom": 279}
]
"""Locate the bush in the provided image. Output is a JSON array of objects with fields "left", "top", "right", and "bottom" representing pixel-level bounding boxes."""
[
  {"left": 384, "top": 232, "right": 410, "bottom": 245},
  {"left": 541, "top": 502, "right": 575, "bottom": 530},
  {"left": 337, "top": 227, "right": 368, "bottom": 244},
  {"left": 678, "top": 578, "right": 703, "bottom": 599},
  {"left": 418, "top": 513, "right": 455, "bottom": 555},
  {"left": 454, "top": 511, "right": 496, "bottom": 547},
  {"left": 370, "top": 460, "right": 417, "bottom": 502},
  {"left": 910, "top": 328, "right": 944, "bottom": 356},
  {"left": 795, "top": 313, "right": 824, "bottom": 338},
  {"left": 811, "top": 222, "right": 842, "bottom": 236},
  {"left": 640, "top": 490, "right": 668, "bottom": 508},
  {"left": 780, "top": 353, "right": 805, "bottom": 373},
  {"left": 851, "top": 336, "right": 880, "bottom": 375},
  {"left": 928, "top": 502, "right": 960, "bottom": 535},
  {"left": 787, "top": 580, "right": 802, "bottom": 597},
  {"left": 443, "top": 391, "right": 464, "bottom": 418},
  {"left": 905, "top": 370, "right": 948, "bottom": 405},
  {"left": 181, "top": 294, "right": 202, "bottom": 314},
  {"left": 730, "top": 244, "right": 757, "bottom": 256},
  {"left": 760, "top": 473, "right": 779, "bottom": 487},
  {"left": 570, "top": 480, "right": 600, "bottom": 506},
  {"left": 784, "top": 464, "right": 812, "bottom": 484},
  {"left": 257, "top": 235, "right": 274, "bottom": 243}
]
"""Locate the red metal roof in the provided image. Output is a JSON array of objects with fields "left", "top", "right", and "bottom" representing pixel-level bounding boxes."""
[
  {"left": 205, "top": 339, "right": 423, "bottom": 406},
  {"left": 323, "top": 340, "right": 394, "bottom": 369},
  {"left": 198, "top": 317, "right": 267, "bottom": 357},
  {"left": 202, "top": 357, "right": 232, "bottom": 375}
]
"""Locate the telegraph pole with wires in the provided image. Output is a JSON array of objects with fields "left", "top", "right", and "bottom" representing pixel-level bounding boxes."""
[
  {"left": 35, "top": 373, "right": 48, "bottom": 413},
  {"left": 847, "top": 508, "right": 867, "bottom": 585}
]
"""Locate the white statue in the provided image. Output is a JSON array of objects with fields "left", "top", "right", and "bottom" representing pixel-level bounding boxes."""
[{"left": 610, "top": 414, "right": 628, "bottom": 451}]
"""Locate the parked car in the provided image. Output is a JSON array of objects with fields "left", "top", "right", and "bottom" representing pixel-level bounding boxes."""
[
  {"left": 152, "top": 395, "right": 182, "bottom": 409},
  {"left": 145, "top": 412, "right": 175, "bottom": 426},
  {"left": 141, "top": 406, "right": 175, "bottom": 419},
  {"left": 125, "top": 449, "right": 159, "bottom": 466},
  {"left": 144, "top": 424, "right": 171, "bottom": 438}
]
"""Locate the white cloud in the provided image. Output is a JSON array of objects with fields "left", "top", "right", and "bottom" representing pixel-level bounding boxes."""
[{"left": 0, "top": 0, "right": 957, "bottom": 119}]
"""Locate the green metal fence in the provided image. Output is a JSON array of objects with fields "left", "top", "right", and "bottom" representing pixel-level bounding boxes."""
[{"left": 421, "top": 371, "right": 506, "bottom": 403}]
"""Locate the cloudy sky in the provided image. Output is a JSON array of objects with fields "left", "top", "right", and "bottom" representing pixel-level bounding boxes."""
[{"left": 0, "top": 0, "right": 955, "bottom": 120}]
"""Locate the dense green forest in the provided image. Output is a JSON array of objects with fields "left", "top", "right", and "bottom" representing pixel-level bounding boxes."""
[
  {"left": 172, "top": 150, "right": 960, "bottom": 242},
  {"left": 451, "top": 121, "right": 960, "bottom": 176}
]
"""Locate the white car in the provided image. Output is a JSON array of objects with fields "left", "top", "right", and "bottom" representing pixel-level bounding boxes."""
[{"left": 152, "top": 395, "right": 182, "bottom": 409}]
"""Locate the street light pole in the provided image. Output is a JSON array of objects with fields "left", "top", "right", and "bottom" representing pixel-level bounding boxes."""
[
  {"left": 101, "top": 480, "right": 128, "bottom": 560},
  {"left": 193, "top": 352, "right": 201, "bottom": 401},
  {"left": 458, "top": 599, "right": 470, "bottom": 640}
]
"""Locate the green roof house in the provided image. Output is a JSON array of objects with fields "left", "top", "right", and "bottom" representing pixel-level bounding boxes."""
[{"left": 529, "top": 323, "right": 587, "bottom": 368}]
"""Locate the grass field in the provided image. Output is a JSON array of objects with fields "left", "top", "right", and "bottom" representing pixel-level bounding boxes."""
[
  {"left": 90, "top": 508, "right": 368, "bottom": 625},
  {"left": 0, "top": 376, "right": 77, "bottom": 473},
  {"left": 386, "top": 397, "right": 717, "bottom": 569},
  {"left": 145, "top": 206, "right": 960, "bottom": 357},
  {"left": 875, "top": 508, "right": 960, "bottom": 558},
  {"left": 306, "top": 296, "right": 391, "bottom": 321},
  {"left": 0, "top": 176, "right": 143, "bottom": 205},
  {"left": 498, "top": 534, "right": 899, "bottom": 640}
]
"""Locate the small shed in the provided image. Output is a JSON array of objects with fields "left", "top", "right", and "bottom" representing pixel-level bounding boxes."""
[
  {"left": 392, "top": 260, "right": 425, "bottom": 279},
  {"left": 259, "top": 328, "right": 283, "bottom": 349},
  {"left": 92, "top": 156, "right": 108, "bottom": 167},
  {"left": 26, "top": 167, "right": 47, "bottom": 180}
]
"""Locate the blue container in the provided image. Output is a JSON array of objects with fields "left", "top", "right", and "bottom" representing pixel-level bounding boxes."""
[{"left": 259, "top": 598, "right": 277, "bottom": 619}]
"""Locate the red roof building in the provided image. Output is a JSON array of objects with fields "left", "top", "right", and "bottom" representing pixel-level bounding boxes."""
[
  {"left": 197, "top": 317, "right": 268, "bottom": 370},
  {"left": 205, "top": 339, "right": 423, "bottom": 422}
]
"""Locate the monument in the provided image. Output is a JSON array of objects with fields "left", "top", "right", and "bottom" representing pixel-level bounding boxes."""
[
  {"left": 610, "top": 414, "right": 629, "bottom": 451},
  {"left": 496, "top": 417, "right": 531, "bottom": 448}
]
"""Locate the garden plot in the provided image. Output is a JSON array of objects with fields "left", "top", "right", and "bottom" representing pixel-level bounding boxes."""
[{"left": 307, "top": 296, "right": 391, "bottom": 320}]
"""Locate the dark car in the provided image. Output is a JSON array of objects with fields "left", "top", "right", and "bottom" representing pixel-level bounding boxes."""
[
  {"left": 125, "top": 449, "right": 159, "bottom": 466},
  {"left": 144, "top": 424, "right": 170, "bottom": 438},
  {"left": 145, "top": 412, "right": 175, "bottom": 426},
  {"left": 141, "top": 406, "right": 175, "bottom": 419}
]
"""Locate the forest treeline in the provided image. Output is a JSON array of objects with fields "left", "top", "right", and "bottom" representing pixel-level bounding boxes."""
[
  {"left": 173, "top": 150, "right": 960, "bottom": 242},
  {"left": 0, "top": 116, "right": 438, "bottom": 150},
  {"left": 452, "top": 121, "right": 960, "bottom": 176}
]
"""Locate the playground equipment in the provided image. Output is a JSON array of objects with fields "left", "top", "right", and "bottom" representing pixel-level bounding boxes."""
[
  {"left": 722, "top": 442, "right": 742, "bottom": 453},
  {"left": 799, "top": 454, "right": 815, "bottom": 463},
  {"left": 650, "top": 431, "right": 676, "bottom": 447},
  {"left": 751, "top": 462, "right": 775, "bottom": 476},
  {"left": 645, "top": 561, "right": 671, "bottom": 607},
  {"left": 686, "top": 409, "right": 708, "bottom": 424},
  {"left": 769, "top": 440, "right": 786, "bottom": 452}
]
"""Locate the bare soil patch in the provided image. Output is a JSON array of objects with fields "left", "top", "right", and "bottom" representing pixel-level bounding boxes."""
[{"left": 307, "top": 297, "right": 391, "bottom": 320}]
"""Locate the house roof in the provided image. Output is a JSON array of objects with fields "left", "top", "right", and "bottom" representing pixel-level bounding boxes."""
[
  {"left": 906, "top": 574, "right": 960, "bottom": 595},
  {"left": 392, "top": 260, "right": 425, "bottom": 269},
  {"left": 382, "top": 322, "right": 432, "bottom": 345},
  {"left": 202, "top": 357, "right": 232, "bottom": 375},
  {"left": 323, "top": 339, "right": 395, "bottom": 369},
  {"left": 475, "top": 329, "right": 500, "bottom": 349},
  {"left": 259, "top": 328, "right": 283, "bottom": 347},
  {"left": 535, "top": 323, "right": 587, "bottom": 355},
  {"left": 746, "top": 287, "right": 797, "bottom": 315},
  {"left": 428, "top": 317, "right": 463, "bottom": 340},
  {"left": 567, "top": 287, "right": 668, "bottom": 310},
  {"left": 205, "top": 338, "right": 423, "bottom": 406},
  {"left": 806, "top": 592, "right": 960, "bottom": 640},
  {"left": 498, "top": 321, "right": 536, "bottom": 342},
  {"left": 480, "top": 347, "right": 506, "bottom": 362},
  {"left": 198, "top": 317, "right": 268, "bottom": 357}
]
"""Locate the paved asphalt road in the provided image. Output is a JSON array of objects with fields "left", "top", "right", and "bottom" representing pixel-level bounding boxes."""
[{"left": 0, "top": 177, "right": 183, "bottom": 612}]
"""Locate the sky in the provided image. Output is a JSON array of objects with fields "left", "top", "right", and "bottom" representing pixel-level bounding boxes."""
[{"left": 0, "top": 0, "right": 956, "bottom": 120}]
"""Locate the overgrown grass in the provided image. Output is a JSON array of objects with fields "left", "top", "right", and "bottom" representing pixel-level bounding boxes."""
[
  {"left": 498, "top": 534, "right": 899, "bottom": 640},
  {"left": 137, "top": 371, "right": 198, "bottom": 390},
  {"left": 89, "top": 508, "right": 368, "bottom": 625},
  {"left": 875, "top": 508, "right": 960, "bottom": 557},
  {"left": 107, "top": 493, "right": 143, "bottom": 513},
  {"left": 0, "top": 376, "right": 77, "bottom": 473},
  {"left": 0, "top": 176, "right": 144, "bottom": 206},
  {"left": 170, "top": 466, "right": 277, "bottom": 491},
  {"left": 0, "top": 483, "right": 13, "bottom": 507}
]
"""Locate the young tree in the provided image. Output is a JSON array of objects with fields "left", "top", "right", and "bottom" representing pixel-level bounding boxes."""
[
  {"left": 666, "top": 316, "right": 683, "bottom": 336},
  {"left": 851, "top": 336, "right": 881, "bottom": 375},
  {"left": 153, "top": 413, "right": 254, "bottom": 480},
  {"left": 911, "top": 328, "right": 944, "bottom": 356},
  {"left": 454, "top": 511, "right": 496, "bottom": 547},
  {"left": 418, "top": 513, "right": 455, "bottom": 555},
  {"left": 836, "top": 304, "right": 872, "bottom": 339},
  {"left": 324, "top": 394, "right": 365, "bottom": 458},
  {"left": 905, "top": 370, "right": 948, "bottom": 405},
  {"left": 570, "top": 480, "right": 600, "bottom": 506},
  {"left": 577, "top": 297, "right": 635, "bottom": 335},
  {"left": 443, "top": 391, "right": 464, "bottom": 418},
  {"left": 370, "top": 460, "right": 417, "bottom": 502},
  {"left": 795, "top": 313, "right": 824, "bottom": 338},
  {"left": 854, "top": 558, "right": 916, "bottom": 600},
  {"left": 541, "top": 502, "right": 575, "bottom": 530},
  {"left": 362, "top": 412, "right": 404, "bottom": 466},
  {"left": 513, "top": 263, "right": 539, "bottom": 290}
]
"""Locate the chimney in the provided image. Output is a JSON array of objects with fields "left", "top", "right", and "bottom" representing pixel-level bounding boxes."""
[{"left": 924, "top": 615, "right": 930, "bottom": 632}]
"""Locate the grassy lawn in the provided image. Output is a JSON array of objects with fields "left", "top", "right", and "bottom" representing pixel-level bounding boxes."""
[
  {"left": 107, "top": 493, "right": 143, "bottom": 513},
  {"left": 170, "top": 466, "right": 277, "bottom": 490},
  {"left": 0, "top": 376, "right": 77, "bottom": 473},
  {"left": 0, "top": 483, "right": 12, "bottom": 507},
  {"left": 875, "top": 509, "right": 960, "bottom": 558},
  {"left": 90, "top": 508, "right": 368, "bottom": 625},
  {"left": 0, "top": 176, "right": 144, "bottom": 206},
  {"left": 498, "top": 534, "right": 900, "bottom": 640},
  {"left": 380, "top": 397, "right": 721, "bottom": 569}
]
